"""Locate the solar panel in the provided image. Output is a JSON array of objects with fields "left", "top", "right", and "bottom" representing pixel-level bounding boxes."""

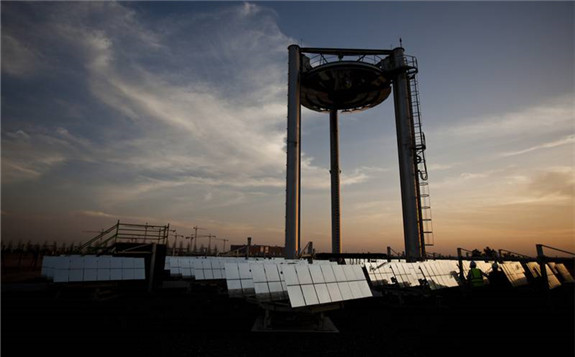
[
  {"left": 419, "top": 260, "right": 460, "bottom": 289},
  {"left": 224, "top": 263, "right": 243, "bottom": 297},
  {"left": 364, "top": 260, "right": 395, "bottom": 286},
  {"left": 363, "top": 260, "right": 461, "bottom": 290},
  {"left": 68, "top": 256, "right": 84, "bottom": 282},
  {"left": 193, "top": 260, "right": 205, "bottom": 280},
  {"left": 553, "top": 263, "right": 574, "bottom": 283},
  {"left": 41, "top": 256, "right": 57, "bottom": 279},
  {"left": 526, "top": 262, "right": 561, "bottom": 289},
  {"left": 500, "top": 261, "right": 528, "bottom": 287},
  {"left": 42, "top": 255, "right": 146, "bottom": 283},
  {"left": 309, "top": 265, "right": 325, "bottom": 283},
  {"left": 287, "top": 285, "right": 306, "bottom": 307},
  {"left": 229, "top": 262, "right": 255, "bottom": 296},
  {"left": 389, "top": 262, "right": 419, "bottom": 287},
  {"left": 53, "top": 256, "right": 70, "bottom": 283},
  {"left": 84, "top": 268, "right": 98, "bottom": 281},
  {"left": 250, "top": 263, "right": 289, "bottom": 302},
  {"left": 312, "top": 260, "right": 336, "bottom": 265},
  {"left": 461, "top": 260, "right": 492, "bottom": 285},
  {"left": 337, "top": 281, "right": 354, "bottom": 300},
  {"left": 283, "top": 264, "right": 372, "bottom": 308}
]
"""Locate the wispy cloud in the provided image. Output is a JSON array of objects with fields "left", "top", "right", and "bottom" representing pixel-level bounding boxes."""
[
  {"left": 502, "top": 135, "right": 575, "bottom": 157},
  {"left": 440, "top": 95, "right": 573, "bottom": 138},
  {"left": 1, "top": 33, "right": 41, "bottom": 76}
]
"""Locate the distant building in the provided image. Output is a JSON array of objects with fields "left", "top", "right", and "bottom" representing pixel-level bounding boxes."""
[{"left": 229, "top": 244, "right": 284, "bottom": 257}]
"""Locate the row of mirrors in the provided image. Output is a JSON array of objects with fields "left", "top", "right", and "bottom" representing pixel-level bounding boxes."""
[
  {"left": 42, "top": 255, "right": 573, "bottom": 308},
  {"left": 41, "top": 255, "right": 146, "bottom": 282}
]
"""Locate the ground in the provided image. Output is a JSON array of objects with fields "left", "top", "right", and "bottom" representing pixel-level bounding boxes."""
[{"left": 2, "top": 274, "right": 573, "bottom": 357}]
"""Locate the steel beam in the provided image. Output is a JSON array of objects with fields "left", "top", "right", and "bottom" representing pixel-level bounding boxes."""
[{"left": 300, "top": 47, "right": 393, "bottom": 56}]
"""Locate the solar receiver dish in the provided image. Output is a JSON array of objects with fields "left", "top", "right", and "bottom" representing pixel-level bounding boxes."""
[{"left": 300, "top": 61, "right": 392, "bottom": 113}]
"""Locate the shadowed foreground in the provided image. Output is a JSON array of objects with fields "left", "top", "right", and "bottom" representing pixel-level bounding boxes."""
[{"left": 2, "top": 280, "right": 573, "bottom": 357}]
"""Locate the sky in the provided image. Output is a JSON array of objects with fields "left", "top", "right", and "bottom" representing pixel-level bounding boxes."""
[{"left": 1, "top": 1, "right": 573, "bottom": 257}]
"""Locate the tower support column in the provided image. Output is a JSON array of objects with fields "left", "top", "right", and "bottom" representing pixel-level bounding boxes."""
[
  {"left": 330, "top": 109, "right": 341, "bottom": 254},
  {"left": 391, "top": 47, "right": 422, "bottom": 262},
  {"left": 285, "top": 45, "right": 301, "bottom": 259}
]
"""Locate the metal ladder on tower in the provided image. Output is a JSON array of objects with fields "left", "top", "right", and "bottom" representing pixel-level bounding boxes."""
[{"left": 407, "top": 69, "right": 435, "bottom": 247}]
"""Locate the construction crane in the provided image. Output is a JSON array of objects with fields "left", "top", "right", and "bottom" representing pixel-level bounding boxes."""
[
  {"left": 215, "top": 237, "right": 229, "bottom": 252},
  {"left": 172, "top": 232, "right": 185, "bottom": 256},
  {"left": 192, "top": 226, "right": 206, "bottom": 252},
  {"left": 196, "top": 234, "right": 216, "bottom": 254}
]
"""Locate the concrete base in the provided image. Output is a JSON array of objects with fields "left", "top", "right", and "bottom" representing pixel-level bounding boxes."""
[{"left": 251, "top": 312, "right": 339, "bottom": 333}]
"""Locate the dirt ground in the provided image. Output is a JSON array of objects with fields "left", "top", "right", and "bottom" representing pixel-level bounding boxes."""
[{"left": 2, "top": 275, "right": 573, "bottom": 357}]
